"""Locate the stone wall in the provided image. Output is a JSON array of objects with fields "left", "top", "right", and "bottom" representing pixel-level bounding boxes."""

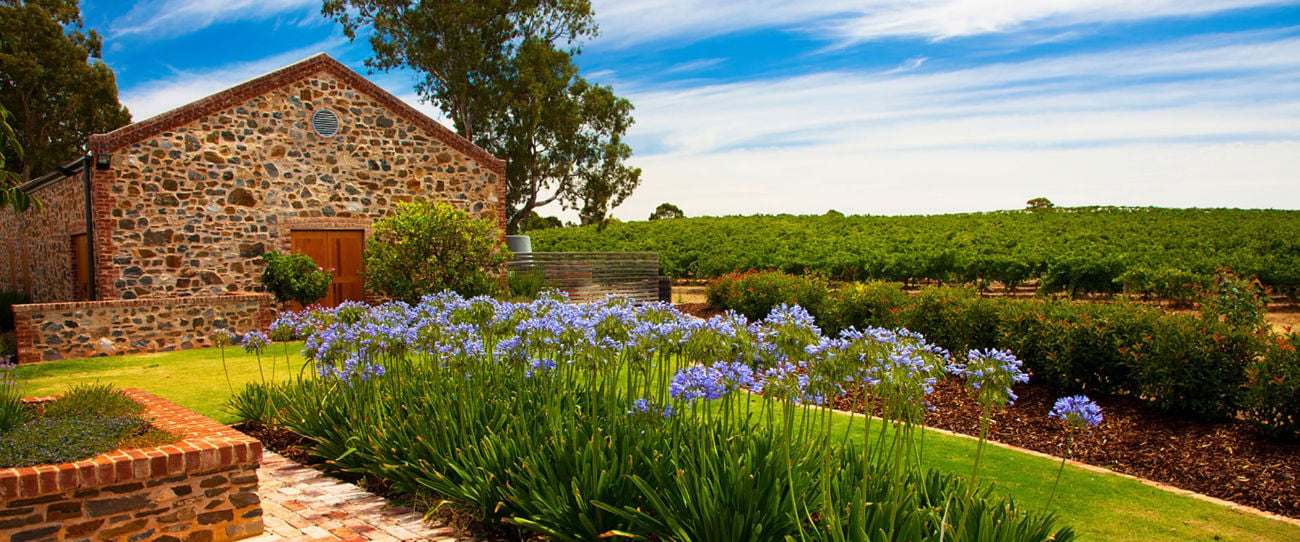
[
  {"left": 94, "top": 69, "right": 503, "bottom": 301},
  {"left": 11, "top": 294, "right": 274, "bottom": 364},
  {"left": 0, "top": 389, "right": 263, "bottom": 542},
  {"left": 0, "top": 172, "right": 86, "bottom": 303}
]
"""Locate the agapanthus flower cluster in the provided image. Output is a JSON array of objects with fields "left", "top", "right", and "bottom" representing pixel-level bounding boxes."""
[
  {"left": 670, "top": 364, "right": 727, "bottom": 402},
  {"left": 950, "top": 348, "right": 1030, "bottom": 408},
  {"left": 627, "top": 397, "right": 676, "bottom": 419},
  {"left": 242, "top": 331, "right": 270, "bottom": 355},
  {"left": 1049, "top": 395, "right": 1104, "bottom": 429}
]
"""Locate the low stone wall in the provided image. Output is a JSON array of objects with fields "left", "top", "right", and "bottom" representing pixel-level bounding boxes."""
[
  {"left": 12, "top": 294, "right": 276, "bottom": 364},
  {"left": 0, "top": 389, "right": 264, "bottom": 541}
]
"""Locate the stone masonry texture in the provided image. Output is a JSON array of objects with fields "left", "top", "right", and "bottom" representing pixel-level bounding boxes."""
[
  {"left": 11, "top": 294, "right": 275, "bottom": 364},
  {"left": 0, "top": 389, "right": 264, "bottom": 541}
]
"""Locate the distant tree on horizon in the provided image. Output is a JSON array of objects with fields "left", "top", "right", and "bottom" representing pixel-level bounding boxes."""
[
  {"left": 649, "top": 202, "right": 685, "bottom": 221},
  {"left": 1026, "top": 197, "right": 1056, "bottom": 211}
]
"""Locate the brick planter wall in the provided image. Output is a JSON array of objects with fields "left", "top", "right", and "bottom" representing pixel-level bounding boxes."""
[
  {"left": 11, "top": 294, "right": 275, "bottom": 364},
  {"left": 0, "top": 389, "right": 264, "bottom": 542}
]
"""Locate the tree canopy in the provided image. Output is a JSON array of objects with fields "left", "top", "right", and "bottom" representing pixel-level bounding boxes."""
[
  {"left": 323, "top": 0, "right": 640, "bottom": 233},
  {"left": 0, "top": 0, "right": 131, "bottom": 182},
  {"left": 649, "top": 202, "right": 684, "bottom": 220}
]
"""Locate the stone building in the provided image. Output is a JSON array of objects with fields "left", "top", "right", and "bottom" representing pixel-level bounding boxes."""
[{"left": 0, "top": 53, "right": 506, "bottom": 363}]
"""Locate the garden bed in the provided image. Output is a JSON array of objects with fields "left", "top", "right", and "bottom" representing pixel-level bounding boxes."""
[
  {"left": 835, "top": 378, "right": 1300, "bottom": 519},
  {"left": 0, "top": 389, "right": 264, "bottom": 541}
]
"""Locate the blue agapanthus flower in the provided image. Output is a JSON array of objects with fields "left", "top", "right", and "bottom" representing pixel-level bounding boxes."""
[
  {"left": 1049, "top": 395, "right": 1104, "bottom": 428},
  {"left": 242, "top": 331, "right": 270, "bottom": 354},
  {"left": 669, "top": 364, "right": 727, "bottom": 401}
]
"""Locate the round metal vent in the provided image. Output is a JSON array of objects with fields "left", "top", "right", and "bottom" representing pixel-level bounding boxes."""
[{"left": 311, "top": 109, "right": 340, "bottom": 138}]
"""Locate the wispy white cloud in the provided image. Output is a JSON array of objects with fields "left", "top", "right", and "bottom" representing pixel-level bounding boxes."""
[
  {"left": 109, "top": 0, "right": 318, "bottom": 40},
  {"left": 119, "top": 38, "right": 350, "bottom": 121},
  {"left": 591, "top": 0, "right": 1293, "bottom": 47},
  {"left": 663, "top": 58, "right": 726, "bottom": 74},
  {"left": 604, "top": 30, "right": 1300, "bottom": 219}
]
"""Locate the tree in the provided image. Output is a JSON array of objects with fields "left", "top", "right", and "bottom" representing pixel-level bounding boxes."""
[
  {"left": 0, "top": 0, "right": 131, "bottom": 182},
  {"left": 518, "top": 210, "right": 562, "bottom": 232},
  {"left": 649, "top": 202, "right": 684, "bottom": 221},
  {"left": 1026, "top": 197, "right": 1055, "bottom": 211},
  {"left": 323, "top": 0, "right": 641, "bottom": 234},
  {"left": 363, "top": 200, "right": 508, "bottom": 303},
  {"left": 0, "top": 103, "right": 36, "bottom": 212}
]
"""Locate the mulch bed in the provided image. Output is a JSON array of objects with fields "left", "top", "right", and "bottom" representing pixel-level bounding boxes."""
[
  {"left": 837, "top": 377, "right": 1300, "bottom": 519},
  {"left": 674, "top": 302, "right": 1300, "bottom": 519}
]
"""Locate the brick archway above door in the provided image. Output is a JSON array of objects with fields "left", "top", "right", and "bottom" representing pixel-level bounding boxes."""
[{"left": 290, "top": 230, "right": 365, "bottom": 308}]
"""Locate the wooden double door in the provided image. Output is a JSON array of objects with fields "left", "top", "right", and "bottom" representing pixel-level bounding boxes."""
[{"left": 289, "top": 230, "right": 365, "bottom": 308}]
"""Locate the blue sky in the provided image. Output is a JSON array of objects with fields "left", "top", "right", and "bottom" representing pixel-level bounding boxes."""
[{"left": 81, "top": 1, "right": 1300, "bottom": 220}]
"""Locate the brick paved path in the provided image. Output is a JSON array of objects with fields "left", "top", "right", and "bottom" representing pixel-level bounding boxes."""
[{"left": 244, "top": 452, "right": 462, "bottom": 541}]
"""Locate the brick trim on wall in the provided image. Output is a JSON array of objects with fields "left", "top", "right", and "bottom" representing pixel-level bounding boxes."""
[
  {"left": 0, "top": 390, "right": 264, "bottom": 542},
  {"left": 0, "top": 389, "right": 262, "bottom": 501},
  {"left": 87, "top": 53, "right": 506, "bottom": 179}
]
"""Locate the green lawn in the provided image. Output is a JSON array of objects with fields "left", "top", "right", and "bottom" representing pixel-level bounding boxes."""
[{"left": 13, "top": 346, "right": 1300, "bottom": 541}]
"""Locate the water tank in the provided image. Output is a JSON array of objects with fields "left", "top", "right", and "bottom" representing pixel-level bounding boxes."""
[{"left": 506, "top": 235, "right": 532, "bottom": 254}]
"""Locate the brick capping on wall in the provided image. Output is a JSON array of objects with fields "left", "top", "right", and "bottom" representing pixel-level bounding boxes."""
[
  {"left": 0, "top": 389, "right": 264, "bottom": 541},
  {"left": 87, "top": 53, "right": 506, "bottom": 181},
  {"left": 12, "top": 293, "right": 273, "bottom": 315},
  {"left": 0, "top": 389, "right": 263, "bottom": 501}
]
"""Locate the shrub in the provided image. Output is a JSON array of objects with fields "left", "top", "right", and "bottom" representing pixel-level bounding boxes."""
[
  {"left": 826, "top": 283, "right": 1265, "bottom": 423},
  {"left": 898, "top": 285, "right": 1000, "bottom": 355},
  {"left": 1198, "top": 269, "right": 1268, "bottom": 331},
  {"left": 822, "top": 280, "right": 908, "bottom": 332},
  {"left": 704, "top": 270, "right": 829, "bottom": 322},
  {"left": 261, "top": 250, "right": 332, "bottom": 307},
  {"left": 364, "top": 200, "right": 508, "bottom": 303},
  {"left": 1245, "top": 332, "right": 1300, "bottom": 439},
  {"left": 1126, "top": 318, "right": 1257, "bottom": 420}
]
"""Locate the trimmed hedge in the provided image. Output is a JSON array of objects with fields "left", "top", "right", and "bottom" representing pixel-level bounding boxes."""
[
  {"left": 709, "top": 275, "right": 1278, "bottom": 427},
  {"left": 705, "top": 270, "right": 830, "bottom": 323}
]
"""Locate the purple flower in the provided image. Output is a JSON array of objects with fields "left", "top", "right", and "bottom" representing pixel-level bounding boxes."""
[
  {"left": 242, "top": 331, "right": 270, "bottom": 354},
  {"left": 627, "top": 398, "right": 676, "bottom": 418},
  {"left": 669, "top": 365, "right": 726, "bottom": 401},
  {"left": 1050, "top": 395, "right": 1103, "bottom": 428}
]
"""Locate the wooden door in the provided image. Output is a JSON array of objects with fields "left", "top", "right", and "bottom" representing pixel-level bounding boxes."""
[
  {"left": 71, "top": 234, "right": 91, "bottom": 301},
  {"left": 289, "top": 230, "right": 366, "bottom": 307}
]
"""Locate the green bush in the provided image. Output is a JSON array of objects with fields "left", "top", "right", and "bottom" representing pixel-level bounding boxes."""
[
  {"left": 1039, "top": 257, "right": 1125, "bottom": 298},
  {"left": 705, "top": 270, "right": 830, "bottom": 322},
  {"left": 817, "top": 280, "right": 1267, "bottom": 423},
  {"left": 261, "top": 250, "right": 332, "bottom": 307},
  {"left": 1198, "top": 269, "right": 1269, "bottom": 331},
  {"left": 1126, "top": 318, "right": 1257, "bottom": 420},
  {"left": 1245, "top": 332, "right": 1300, "bottom": 439},
  {"left": 364, "top": 200, "right": 508, "bottom": 303},
  {"left": 899, "top": 285, "right": 1000, "bottom": 355},
  {"left": 822, "top": 280, "right": 908, "bottom": 332}
]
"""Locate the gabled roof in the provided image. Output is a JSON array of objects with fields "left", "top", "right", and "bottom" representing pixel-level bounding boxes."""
[{"left": 87, "top": 53, "right": 505, "bottom": 175}]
